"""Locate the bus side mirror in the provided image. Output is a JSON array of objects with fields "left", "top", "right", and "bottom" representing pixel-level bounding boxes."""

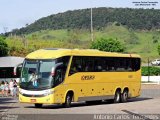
[
  {"left": 14, "top": 63, "right": 23, "bottom": 76},
  {"left": 51, "top": 62, "right": 63, "bottom": 77}
]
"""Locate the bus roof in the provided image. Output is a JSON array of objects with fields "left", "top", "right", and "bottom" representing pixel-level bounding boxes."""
[{"left": 26, "top": 48, "right": 140, "bottom": 59}]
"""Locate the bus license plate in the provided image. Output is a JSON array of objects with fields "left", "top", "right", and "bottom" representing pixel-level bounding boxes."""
[{"left": 30, "top": 99, "right": 36, "bottom": 103}]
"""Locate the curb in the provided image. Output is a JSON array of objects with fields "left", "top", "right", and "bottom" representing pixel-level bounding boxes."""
[{"left": 141, "top": 82, "right": 160, "bottom": 85}]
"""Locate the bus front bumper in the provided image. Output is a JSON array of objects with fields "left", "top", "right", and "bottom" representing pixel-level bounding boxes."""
[{"left": 19, "top": 93, "right": 55, "bottom": 104}]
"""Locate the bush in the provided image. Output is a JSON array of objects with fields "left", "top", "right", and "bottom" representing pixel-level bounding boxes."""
[
  {"left": 90, "top": 38, "right": 125, "bottom": 52},
  {"left": 141, "top": 66, "right": 160, "bottom": 76},
  {"left": 0, "top": 35, "right": 9, "bottom": 56}
]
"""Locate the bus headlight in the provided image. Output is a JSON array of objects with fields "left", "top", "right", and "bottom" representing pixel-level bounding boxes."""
[{"left": 44, "top": 89, "right": 55, "bottom": 96}]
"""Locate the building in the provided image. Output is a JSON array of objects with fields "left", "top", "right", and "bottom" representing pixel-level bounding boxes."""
[{"left": 0, "top": 56, "right": 24, "bottom": 82}]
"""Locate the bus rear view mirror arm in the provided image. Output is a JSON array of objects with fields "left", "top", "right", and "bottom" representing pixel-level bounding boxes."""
[{"left": 14, "top": 63, "right": 23, "bottom": 76}]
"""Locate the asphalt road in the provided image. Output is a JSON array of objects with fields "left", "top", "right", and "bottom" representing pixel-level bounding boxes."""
[{"left": 0, "top": 84, "right": 160, "bottom": 120}]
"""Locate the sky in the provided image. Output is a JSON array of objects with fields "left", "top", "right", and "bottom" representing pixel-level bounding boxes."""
[{"left": 0, "top": 0, "right": 160, "bottom": 33}]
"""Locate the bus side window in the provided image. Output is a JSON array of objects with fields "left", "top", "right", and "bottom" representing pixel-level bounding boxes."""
[
  {"left": 69, "top": 58, "right": 76, "bottom": 76},
  {"left": 132, "top": 58, "right": 141, "bottom": 71},
  {"left": 69, "top": 63, "right": 78, "bottom": 75}
]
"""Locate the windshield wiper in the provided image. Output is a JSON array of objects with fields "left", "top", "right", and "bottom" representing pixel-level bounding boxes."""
[{"left": 38, "top": 86, "right": 51, "bottom": 90}]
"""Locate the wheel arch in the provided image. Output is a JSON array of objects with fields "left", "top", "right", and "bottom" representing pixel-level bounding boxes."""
[
  {"left": 123, "top": 87, "right": 129, "bottom": 93},
  {"left": 115, "top": 87, "right": 122, "bottom": 94},
  {"left": 64, "top": 90, "right": 74, "bottom": 102}
]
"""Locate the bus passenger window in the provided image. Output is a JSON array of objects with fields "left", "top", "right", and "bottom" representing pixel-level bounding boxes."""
[
  {"left": 69, "top": 56, "right": 83, "bottom": 75},
  {"left": 95, "top": 66, "right": 102, "bottom": 72},
  {"left": 69, "top": 64, "right": 78, "bottom": 75},
  {"left": 77, "top": 65, "right": 82, "bottom": 72},
  {"left": 84, "top": 65, "right": 89, "bottom": 72}
]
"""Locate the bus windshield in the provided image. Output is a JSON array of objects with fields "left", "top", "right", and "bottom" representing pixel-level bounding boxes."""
[{"left": 20, "top": 59, "right": 55, "bottom": 90}]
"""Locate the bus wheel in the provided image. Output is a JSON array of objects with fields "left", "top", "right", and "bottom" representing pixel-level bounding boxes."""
[
  {"left": 64, "top": 93, "right": 72, "bottom": 108},
  {"left": 114, "top": 90, "right": 121, "bottom": 103},
  {"left": 34, "top": 103, "right": 42, "bottom": 108},
  {"left": 121, "top": 90, "right": 128, "bottom": 103}
]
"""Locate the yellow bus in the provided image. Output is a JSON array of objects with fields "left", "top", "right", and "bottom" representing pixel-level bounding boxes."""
[{"left": 17, "top": 48, "right": 141, "bottom": 108}]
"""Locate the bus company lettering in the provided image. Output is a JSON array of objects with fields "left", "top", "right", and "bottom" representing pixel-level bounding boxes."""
[{"left": 81, "top": 75, "right": 95, "bottom": 80}]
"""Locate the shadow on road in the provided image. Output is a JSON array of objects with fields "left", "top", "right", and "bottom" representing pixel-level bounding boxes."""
[
  {"left": 127, "top": 97, "right": 152, "bottom": 102},
  {"left": 0, "top": 106, "right": 19, "bottom": 110},
  {"left": 24, "top": 97, "right": 152, "bottom": 109},
  {"left": 0, "top": 97, "right": 17, "bottom": 104},
  {"left": 0, "top": 97, "right": 19, "bottom": 113}
]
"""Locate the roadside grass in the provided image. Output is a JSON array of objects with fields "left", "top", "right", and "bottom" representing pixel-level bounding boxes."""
[{"left": 6, "top": 24, "right": 160, "bottom": 62}]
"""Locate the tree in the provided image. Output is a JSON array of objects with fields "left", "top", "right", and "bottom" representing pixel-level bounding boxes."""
[
  {"left": 158, "top": 45, "right": 160, "bottom": 55},
  {"left": 152, "top": 35, "right": 159, "bottom": 43},
  {"left": 0, "top": 36, "right": 9, "bottom": 56},
  {"left": 90, "top": 38, "right": 125, "bottom": 52}
]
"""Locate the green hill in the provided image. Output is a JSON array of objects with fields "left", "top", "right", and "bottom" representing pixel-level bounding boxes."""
[
  {"left": 4, "top": 7, "right": 160, "bottom": 62},
  {"left": 7, "top": 7, "right": 160, "bottom": 35},
  {"left": 6, "top": 24, "right": 160, "bottom": 62}
]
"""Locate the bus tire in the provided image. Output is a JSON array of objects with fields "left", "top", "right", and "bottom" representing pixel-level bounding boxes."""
[
  {"left": 64, "top": 93, "right": 72, "bottom": 108},
  {"left": 121, "top": 90, "right": 128, "bottom": 103},
  {"left": 34, "top": 103, "right": 42, "bottom": 108},
  {"left": 114, "top": 90, "right": 121, "bottom": 103}
]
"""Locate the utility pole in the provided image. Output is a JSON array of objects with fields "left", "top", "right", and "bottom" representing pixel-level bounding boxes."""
[
  {"left": 148, "top": 39, "right": 150, "bottom": 82},
  {"left": 91, "top": 8, "right": 93, "bottom": 41},
  {"left": 148, "top": 57, "right": 150, "bottom": 82}
]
